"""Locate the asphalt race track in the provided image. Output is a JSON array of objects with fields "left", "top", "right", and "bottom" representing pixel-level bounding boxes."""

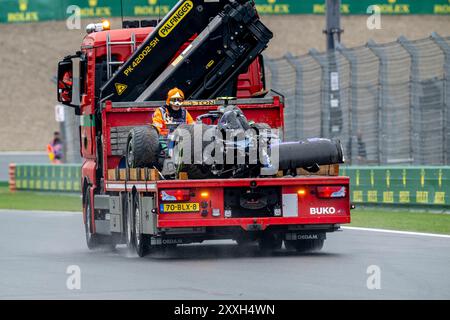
[{"left": 0, "top": 210, "right": 449, "bottom": 299}]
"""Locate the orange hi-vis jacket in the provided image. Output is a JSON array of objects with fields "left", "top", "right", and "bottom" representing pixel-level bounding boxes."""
[{"left": 152, "top": 106, "right": 194, "bottom": 136}]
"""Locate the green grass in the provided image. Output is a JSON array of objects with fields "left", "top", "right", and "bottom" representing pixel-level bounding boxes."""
[
  {"left": 0, "top": 186, "right": 81, "bottom": 212},
  {"left": 349, "top": 208, "right": 450, "bottom": 235}
]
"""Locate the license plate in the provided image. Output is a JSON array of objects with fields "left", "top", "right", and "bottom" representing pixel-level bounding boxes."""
[{"left": 160, "top": 202, "right": 200, "bottom": 213}]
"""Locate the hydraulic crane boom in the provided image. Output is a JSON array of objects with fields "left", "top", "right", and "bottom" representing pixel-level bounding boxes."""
[
  {"left": 100, "top": 0, "right": 244, "bottom": 102},
  {"left": 135, "top": 0, "right": 272, "bottom": 101}
]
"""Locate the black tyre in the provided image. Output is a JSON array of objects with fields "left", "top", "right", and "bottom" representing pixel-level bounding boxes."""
[
  {"left": 172, "top": 123, "right": 215, "bottom": 179},
  {"left": 285, "top": 239, "right": 324, "bottom": 253},
  {"left": 258, "top": 232, "right": 282, "bottom": 252},
  {"left": 133, "top": 194, "right": 149, "bottom": 257},
  {"left": 127, "top": 126, "right": 160, "bottom": 168},
  {"left": 84, "top": 188, "right": 100, "bottom": 250},
  {"left": 251, "top": 123, "right": 274, "bottom": 164},
  {"left": 236, "top": 238, "right": 255, "bottom": 247},
  {"left": 250, "top": 122, "right": 271, "bottom": 133},
  {"left": 284, "top": 240, "right": 295, "bottom": 250}
]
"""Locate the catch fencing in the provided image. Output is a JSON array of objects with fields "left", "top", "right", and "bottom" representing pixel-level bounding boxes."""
[{"left": 265, "top": 33, "right": 450, "bottom": 166}]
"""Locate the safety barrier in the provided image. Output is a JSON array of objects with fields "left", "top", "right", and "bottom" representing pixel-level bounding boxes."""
[
  {"left": 6, "top": 164, "right": 450, "bottom": 207},
  {"left": 1, "top": 0, "right": 449, "bottom": 23},
  {"left": 8, "top": 163, "right": 16, "bottom": 192},
  {"left": 9, "top": 163, "right": 81, "bottom": 193},
  {"left": 341, "top": 166, "right": 450, "bottom": 207}
]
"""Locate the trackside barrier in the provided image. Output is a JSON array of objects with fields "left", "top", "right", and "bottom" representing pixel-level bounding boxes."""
[
  {"left": 8, "top": 163, "right": 16, "bottom": 192},
  {"left": 0, "top": 0, "right": 449, "bottom": 24},
  {"left": 6, "top": 164, "right": 450, "bottom": 207},
  {"left": 341, "top": 166, "right": 450, "bottom": 207},
  {"left": 10, "top": 164, "right": 81, "bottom": 193}
]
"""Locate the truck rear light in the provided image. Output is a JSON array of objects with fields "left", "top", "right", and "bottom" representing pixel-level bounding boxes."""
[
  {"left": 316, "top": 186, "right": 346, "bottom": 198},
  {"left": 200, "top": 191, "right": 209, "bottom": 198},
  {"left": 159, "top": 189, "right": 190, "bottom": 202},
  {"left": 297, "top": 188, "right": 307, "bottom": 196}
]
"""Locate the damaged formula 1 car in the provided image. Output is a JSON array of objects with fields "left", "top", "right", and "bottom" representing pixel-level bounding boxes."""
[{"left": 126, "top": 105, "right": 344, "bottom": 180}]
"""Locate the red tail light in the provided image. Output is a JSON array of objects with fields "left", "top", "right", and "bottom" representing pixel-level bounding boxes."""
[
  {"left": 316, "top": 186, "right": 346, "bottom": 198},
  {"left": 159, "top": 189, "right": 190, "bottom": 202}
]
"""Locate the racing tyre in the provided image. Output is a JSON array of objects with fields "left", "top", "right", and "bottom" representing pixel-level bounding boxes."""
[
  {"left": 171, "top": 123, "right": 214, "bottom": 179},
  {"left": 127, "top": 126, "right": 160, "bottom": 168},
  {"left": 250, "top": 122, "right": 271, "bottom": 133}
]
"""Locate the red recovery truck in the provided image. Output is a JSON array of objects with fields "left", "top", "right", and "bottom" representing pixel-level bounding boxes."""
[{"left": 57, "top": 0, "right": 350, "bottom": 257}]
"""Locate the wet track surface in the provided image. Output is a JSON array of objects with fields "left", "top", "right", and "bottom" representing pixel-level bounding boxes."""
[{"left": 0, "top": 210, "right": 449, "bottom": 299}]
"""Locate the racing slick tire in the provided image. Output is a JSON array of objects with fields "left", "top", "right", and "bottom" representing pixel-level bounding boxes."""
[
  {"left": 250, "top": 122, "right": 271, "bottom": 133},
  {"left": 126, "top": 126, "right": 160, "bottom": 168},
  {"left": 171, "top": 123, "right": 214, "bottom": 179}
]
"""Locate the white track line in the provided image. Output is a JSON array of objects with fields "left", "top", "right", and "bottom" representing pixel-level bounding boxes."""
[
  {"left": 342, "top": 226, "right": 450, "bottom": 239},
  {"left": 1, "top": 209, "right": 449, "bottom": 239}
]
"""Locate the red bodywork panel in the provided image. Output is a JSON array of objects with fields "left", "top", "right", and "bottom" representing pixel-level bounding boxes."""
[
  {"left": 156, "top": 177, "right": 350, "bottom": 229},
  {"left": 104, "top": 176, "right": 351, "bottom": 230}
]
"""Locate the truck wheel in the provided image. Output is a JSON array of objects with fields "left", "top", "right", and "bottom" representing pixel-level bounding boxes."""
[
  {"left": 236, "top": 238, "right": 255, "bottom": 247},
  {"left": 286, "top": 239, "right": 324, "bottom": 253},
  {"left": 284, "top": 240, "right": 295, "bottom": 250},
  {"left": 127, "top": 126, "right": 160, "bottom": 168},
  {"left": 258, "top": 233, "right": 282, "bottom": 252},
  {"left": 133, "top": 194, "right": 149, "bottom": 257},
  {"left": 84, "top": 188, "right": 100, "bottom": 250}
]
